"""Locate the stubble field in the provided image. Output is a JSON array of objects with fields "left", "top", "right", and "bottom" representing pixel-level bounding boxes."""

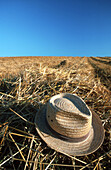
[{"left": 0, "top": 56, "right": 111, "bottom": 169}]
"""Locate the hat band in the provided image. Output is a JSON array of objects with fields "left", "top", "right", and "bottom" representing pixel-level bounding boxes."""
[{"left": 45, "top": 117, "right": 90, "bottom": 143}]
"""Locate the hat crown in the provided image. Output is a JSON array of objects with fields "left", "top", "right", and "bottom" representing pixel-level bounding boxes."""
[
  {"left": 54, "top": 98, "right": 81, "bottom": 113},
  {"left": 46, "top": 93, "right": 92, "bottom": 139}
]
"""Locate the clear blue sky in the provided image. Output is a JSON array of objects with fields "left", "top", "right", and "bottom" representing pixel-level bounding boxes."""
[{"left": 0, "top": 0, "right": 111, "bottom": 57}]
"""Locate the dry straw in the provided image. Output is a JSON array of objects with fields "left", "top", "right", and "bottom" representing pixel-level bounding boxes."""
[{"left": 0, "top": 56, "right": 111, "bottom": 169}]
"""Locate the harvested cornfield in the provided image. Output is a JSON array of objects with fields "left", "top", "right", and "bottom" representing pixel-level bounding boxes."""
[
  {"left": 0, "top": 56, "right": 111, "bottom": 169},
  {"left": 88, "top": 57, "right": 111, "bottom": 90}
]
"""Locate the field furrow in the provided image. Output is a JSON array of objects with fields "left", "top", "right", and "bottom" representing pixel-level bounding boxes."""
[{"left": 88, "top": 57, "right": 111, "bottom": 90}]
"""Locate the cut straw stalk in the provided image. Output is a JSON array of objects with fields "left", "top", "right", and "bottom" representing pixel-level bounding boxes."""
[
  {"left": 12, "top": 158, "right": 94, "bottom": 168},
  {"left": 9, "top": 108, "right": 34, "bottom": 125},
  {"left": 62, "top": 152, "right": 87, "bottom": 165},
  {"left": 17, "top": 77, "right": 21, "bottom": 100},
  {"left": 0, "top": 91, "right": 14, "bottom": 98},
  {"left": 24, "top": 135, "right": 34, "bottom": 170},
  {"left": 0, "top": 122, "right": 8, "bottom": 128},
  {"left": 93, "top": 159, "right": 100, "bottom": 170},
  {"left": 45, "top": 154, "right": 56, "bottom": 170},
  {"left": 9, "top": 132, "right": 26, "bottom": 162},
  {"left": 29, "top": 144, "right": 42, "bottom": 169},
  {"left": 0, "top": 146, "right": 26, "bottom": 167},
  {"left": 6, "top": 137, "right": 44, "bottom": 157},
  {"left": 9, "top": 126, "right": 34, "bottom": 135},
  {"left": 72, "top": 158, "right": 76, "bottom": 170},
  {"left": 80, "top": 150, "right": 111, "bottom": 170},
  {"left": 0, "top": 125, "right": 8, "bottom": 145},
  {"left": 33, "top": 142, "right": 43, "bottom": 170},
  {"left": 9, "top": 132, "right": 39, "bottom": 140}
]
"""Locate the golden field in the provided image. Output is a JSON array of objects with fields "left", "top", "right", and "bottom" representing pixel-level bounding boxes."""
[{"left": 0, "top": 56, "right": 111, "bottom": 169}]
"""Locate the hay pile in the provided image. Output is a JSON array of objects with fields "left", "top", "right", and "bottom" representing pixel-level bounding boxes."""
[{"left": 0, "top": 57, "right": 111, "bottom": 169}]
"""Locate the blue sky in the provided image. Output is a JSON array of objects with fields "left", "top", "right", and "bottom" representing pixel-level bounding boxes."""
[{"left": 0, "top": 0, "right": 111, "bottom": 57}]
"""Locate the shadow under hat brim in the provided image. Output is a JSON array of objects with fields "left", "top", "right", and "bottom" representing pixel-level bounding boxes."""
[{"left": 35, "top": 104, "right": 104, "bottom": 156}]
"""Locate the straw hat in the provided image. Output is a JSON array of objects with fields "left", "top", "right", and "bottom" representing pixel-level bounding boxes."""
[{"left": 35, "top": 93, "right": 104, "bottom": 156}]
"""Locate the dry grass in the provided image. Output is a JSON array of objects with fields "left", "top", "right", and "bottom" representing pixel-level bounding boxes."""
[
  {"left": 0, "top": 56, "right": 80, "bottom": 79},
  {"left": 0, "top": 56, "right": 111, "bottom": 169},
  {"left": 88, "top": 57, "right": 111, "bottom": 90}
]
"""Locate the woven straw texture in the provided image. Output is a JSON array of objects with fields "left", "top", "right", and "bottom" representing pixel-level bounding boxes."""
[
  {"left": 46, "top": 94, "right": 92, "bottom": 138},
  {"left": 35, "top": 93, "right": 104, "bottom": 156}
]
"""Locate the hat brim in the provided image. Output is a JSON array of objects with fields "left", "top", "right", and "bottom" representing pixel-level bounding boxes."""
[{"left": 35, "top": 104, "right": 104, "bottom": 156}]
